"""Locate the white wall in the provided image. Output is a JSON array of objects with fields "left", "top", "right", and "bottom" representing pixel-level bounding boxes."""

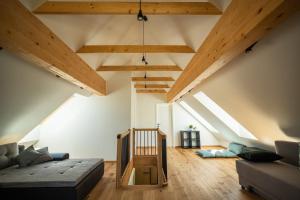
[
  {"left": 135, "top": 93, "right": 166, "bottom": 128},
  {"left": 130, "top": 82, "right": 137, "bottom": 128},
  {"left": 134, "top": 93, "right": 220, "bottom": 147},
  {"left": 156, "top": 103, "right": 173, "bottom": 146},
  {"left": 36, "top": 73, "right": 131, "bottom": 161},
  {"left": 0, "top": 50, "right": 81, "bottom": 144},
  {"left": 172, "top": 103, "right": 219, "bottom": 147}
]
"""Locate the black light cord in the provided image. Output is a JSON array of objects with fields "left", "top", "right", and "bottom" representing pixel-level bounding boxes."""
[
  {"left": 138, "top": 0, "right": 147, "bottom": 85},
  {"left": 143, "top": 19, "right": 145, "bottom": 58},
  {"left": 143, "top": 19, "right": 148, "bottom": 84},
  {"left": 139, "top": 0, "right": 142, "bottom": 10}
]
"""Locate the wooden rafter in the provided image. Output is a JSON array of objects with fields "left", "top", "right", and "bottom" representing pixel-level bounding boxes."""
[
  {"left": 167, "top": 0, "right": 300, "bottom": 102},
  {"left": 0, "top": 0, "right": 106, "bottom": 95},
  {"left": 97, "top": 65, "right": 182, "bottom": 71},
  {"left": 34, "top": 1, "right": 222, "bottom": 15},
  {"left": 136, "top": 89, "right": 167, "bottom": 94},
  {"left": 134, "top": 84, "right": 170, "bottom": 89},
  {"left": 77, "top": 45, "right": 194, "bottom": 53},
  {"left": 132, "top": 77, "right": 175, "bottom": 82}
]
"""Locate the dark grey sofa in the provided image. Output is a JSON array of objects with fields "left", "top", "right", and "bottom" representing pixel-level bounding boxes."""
[
  {"left": 236, "top": 141, "right": 300, "bottom": 200},
  {"left": 0, "top": 143, "right": 104, "bottom": 200}
]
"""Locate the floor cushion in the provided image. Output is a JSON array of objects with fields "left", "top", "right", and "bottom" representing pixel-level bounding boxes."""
[
  {"left": 228, "top": 142, "right": 246, "bottom": 154},
  {"left": 196, "top": 149, "right": 237, "bottom": 158}
]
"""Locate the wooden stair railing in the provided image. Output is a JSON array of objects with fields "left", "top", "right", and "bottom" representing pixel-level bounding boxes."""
[
  {"left": 116, "top": 128, "right": 168, "bottom": 188},
  {"left": 157, "top": 129, "right": 168, "bottom": 186},
  {"left": 132, "top": 128, "right": 158, "bottom": 156},
  {"left": 116, "top": 129, "right": 131, "bottom": 188}
]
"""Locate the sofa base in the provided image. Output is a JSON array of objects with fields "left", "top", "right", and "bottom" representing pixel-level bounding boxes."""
[{"left": 238, "top": 175, "right": 280, "bottom": 200}]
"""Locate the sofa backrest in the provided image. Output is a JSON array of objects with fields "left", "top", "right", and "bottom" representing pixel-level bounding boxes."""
[
  {"left": 0, "top": 142, "right": 18, "bottom": 170},
  {"left": 275, "top": 140, "right": 300, "bottom": 166}
]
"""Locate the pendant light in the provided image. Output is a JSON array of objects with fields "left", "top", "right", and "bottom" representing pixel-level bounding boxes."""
[
  {"left": 137, "top": 0, "right": 148, "bottom": 88},
  {"left": 137, "top": 0, "right": 148, "bottom": 22}
]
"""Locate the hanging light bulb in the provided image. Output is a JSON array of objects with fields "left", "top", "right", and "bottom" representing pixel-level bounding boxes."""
[
  {"left": 137, "top": 0, "right": 144, "bottom": 21},
  {"left": 137, "top": 9, "right": 144, "bottom": 21},
  {"left": 143, "top": 15, "right": 148, "bottom": 22},
  {"left": 137, "top": 0, "right": 147, "bottom": 21},
  {"left": 142, "top": 55, "right": 148, "bottom": 65}
]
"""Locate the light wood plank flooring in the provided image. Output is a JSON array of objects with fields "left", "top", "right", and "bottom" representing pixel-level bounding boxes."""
[{"left": 87, "top": 148, "right": 262, "bottom": 200}]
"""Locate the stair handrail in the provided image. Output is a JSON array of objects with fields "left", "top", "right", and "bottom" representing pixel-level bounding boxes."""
[
  {"left": 116, "top": 129, "right": 131, "bottom": 188},
  {"left": 157, "top": 129, "right": 167, "bottom": 186}
]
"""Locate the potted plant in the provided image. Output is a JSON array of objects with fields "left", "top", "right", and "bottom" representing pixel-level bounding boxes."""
[{"left": 188, "top": 124, "right": 193, "bottom": 131}]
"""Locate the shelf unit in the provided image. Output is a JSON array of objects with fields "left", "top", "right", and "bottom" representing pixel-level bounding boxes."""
[{"left": 180, "top": 131, "right": 201, "bottom": 148}]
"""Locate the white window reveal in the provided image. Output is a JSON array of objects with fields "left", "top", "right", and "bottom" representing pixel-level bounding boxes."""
[
  {"left": 194, "top": 92, "right": 257, "bottom": 140},
  {"left": 179, "top": 101, "right": 218, "bottom": 133}
]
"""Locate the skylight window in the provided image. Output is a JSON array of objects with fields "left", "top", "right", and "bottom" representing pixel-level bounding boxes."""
[
  {"left": 179, "top": 101, "right": 218, "bottom": 133},
  {"left": 194, "top": 92, "right": 257, "bottom": 140}
]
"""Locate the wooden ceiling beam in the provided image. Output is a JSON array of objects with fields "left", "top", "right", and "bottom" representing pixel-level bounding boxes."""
[
  {"left": 132, "top": 77, "right": 175, "bottom": 82},
  {"left": 0, "top": 0, "right": 106, "bottom": 95},
  {"left": 134, "top": 84, "right": 170, "bottom": 89},
  {"left": 167, "top": 0, "right": 300, "bottom": 102},
  {"left": 136, "top": 89, "right": 167, "bottom": 94},
  {"left": 97, "top": 65, "right": 182, "bottom": 71},
  {"left": 77, "top": 45, "right": 194, "bottom": 53},
  {"left": 34, "top": 1, "right": 222, "bottom": 15}
]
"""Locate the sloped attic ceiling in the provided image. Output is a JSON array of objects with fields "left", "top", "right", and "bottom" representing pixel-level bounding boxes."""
[
  {"left": 20, "top": 0, "right": 230, "bottom": 91},
  {"left": 0, "top": 0, "right": 229, "bottom": 144},
  {"left": 180, "top": 12, "right": 300, "bottom": 147},
  {"left": 0, "top": 50, "right": 82, "bottom": 144}
]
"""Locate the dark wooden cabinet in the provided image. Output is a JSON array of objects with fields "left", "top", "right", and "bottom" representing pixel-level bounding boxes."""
[{"left": 180, "top": 131, "right": 201, "bottom": 148}]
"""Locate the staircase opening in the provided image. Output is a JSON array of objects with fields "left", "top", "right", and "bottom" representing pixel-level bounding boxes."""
[{"left": 116, "top": 128, "right": 167, "bottom": 188}]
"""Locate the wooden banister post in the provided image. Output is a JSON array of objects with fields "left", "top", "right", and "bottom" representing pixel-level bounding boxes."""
[
  {"left": 132, "top": 128, "right": 136, "bottom": 158},
  {"left": 128, "top": 129, "right": 131, "bottom": 161},
  {"left": 116, "top": 134, "right": 122, "bottom": 188},
  {"left": 157, "top": 131, "right": 163, "bottom": 186}
]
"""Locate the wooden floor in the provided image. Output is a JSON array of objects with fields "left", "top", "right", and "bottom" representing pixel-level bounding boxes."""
[{"left": 87, "top": 148, "right": 262, "bottom": 200}]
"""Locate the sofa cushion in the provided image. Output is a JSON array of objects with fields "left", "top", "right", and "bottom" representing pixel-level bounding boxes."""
[
  {"left": 228, "top": 142, "right": 246, "bottom": 154},
  {"left": 50, "top": 153, "right": 69, "bottom": 161},
  {"left": 16, "top": 146, "right": 41, "bottom": 167},
  {"left": 238, "top": 149, "right": 282, "bottom": 162},
  {"left": 36, "top": 147, "right": 48, "bottom": 154},
  {"left": 18, "top": 145, "right": 25, "bottom": 154},
  {"left": 31, "top": 147, "right": 53, "bottom": 165},
  {"left": 0, "top": 143, "right": 18, "bottom": 170},
  {"left": 275, "top": 140, "right": 300, "bottom": 166},
  {"left": 16, "top": 146, "right": 53, "bottom": 167}
]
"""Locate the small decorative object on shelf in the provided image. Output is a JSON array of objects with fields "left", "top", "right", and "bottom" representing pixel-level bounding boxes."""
[{"left": 180, "top": 130, "right": 200, "bottom": 149}]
